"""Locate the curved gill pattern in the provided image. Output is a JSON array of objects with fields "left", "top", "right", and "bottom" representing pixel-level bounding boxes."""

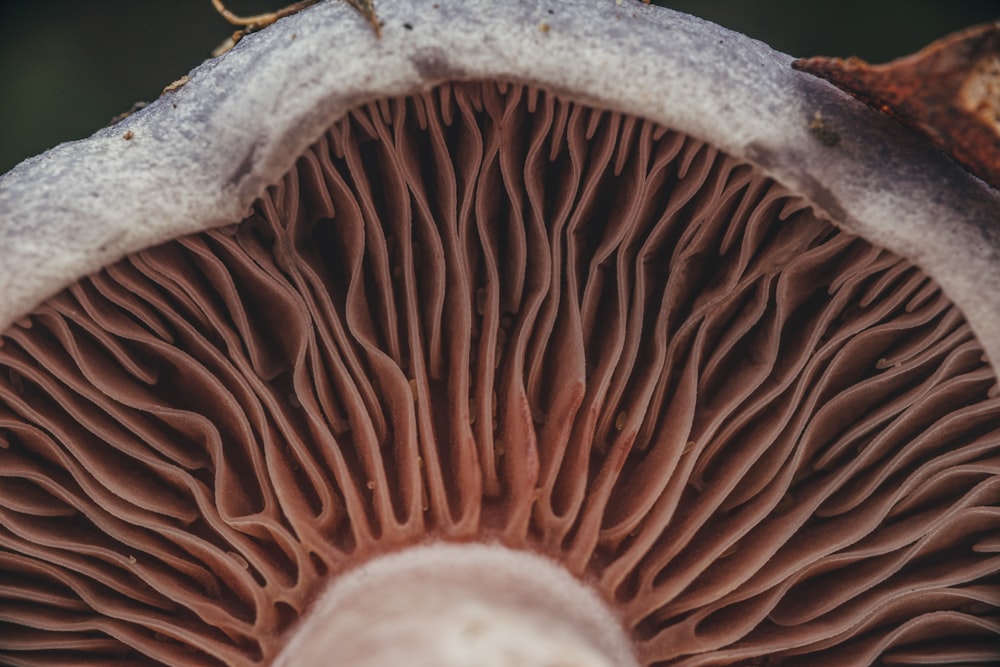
[{"left": 1, "top": 81, "right": 998, "bottom": 666}]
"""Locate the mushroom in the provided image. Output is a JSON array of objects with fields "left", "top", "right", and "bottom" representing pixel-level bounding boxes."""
[{"left": 1, "top": 1, "right": 999, "bottom": 666}]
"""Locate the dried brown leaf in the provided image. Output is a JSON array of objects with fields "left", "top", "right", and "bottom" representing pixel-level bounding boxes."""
[{"left": 794, "top": 22, "right": 1000, "bottom": 190}]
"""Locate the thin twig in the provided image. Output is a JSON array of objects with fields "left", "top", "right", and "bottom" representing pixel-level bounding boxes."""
[
  {"left": 211, "top": 0, "right": 321, "bottom": 29},
  {"left": 344, "top": 0, "right": 381, "bottom": 37},
  {"left": 211, "top": 0, "right": 380, "bottom": 36}
]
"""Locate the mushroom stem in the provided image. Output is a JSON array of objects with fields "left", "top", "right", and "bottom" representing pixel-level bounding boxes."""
[{"left": 272, "top": 543, "right": 639, "bottom": 667}]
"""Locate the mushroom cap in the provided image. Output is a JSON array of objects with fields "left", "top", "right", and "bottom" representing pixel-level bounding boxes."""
[
  {"left": 1, "top": 0, "right": 998, "bottom": 364},
  {"left": 1, "top": 1, "right": 999, "bottom": 666}
]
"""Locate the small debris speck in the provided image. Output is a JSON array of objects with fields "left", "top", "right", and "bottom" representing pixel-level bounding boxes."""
[
  {"left": 809, "top": 111, "right": 840, "bottom": 147},
  {"left": 476, "top": 287, "right": 487, "bottom": 314},
  {"left": 108, "top": 101, "right": 147, "bottom": 126},
  {"left": 122, "top": 131, "right": 134, "bottom": 141},
  {"left": 227, "top": 551, "right": 249, "bottom": 569},
  {"left": 162, "top": 75, "right": 190, "bottom": 95},
  {"left": 403, "top": 22, "right": 413, "bottom": 30},
  {"left": 539, "top": 23, "right": 550, "bottom": 33}
]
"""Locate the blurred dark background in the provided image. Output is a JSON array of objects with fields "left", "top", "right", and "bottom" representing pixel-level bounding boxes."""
[{"left": 0, "top": 0, "right": 997, "bottom": 175}]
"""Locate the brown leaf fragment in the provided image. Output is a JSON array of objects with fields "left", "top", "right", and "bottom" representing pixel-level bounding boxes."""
[{"left": 793, "top": 22, "right": 1000, "bottom": 190}]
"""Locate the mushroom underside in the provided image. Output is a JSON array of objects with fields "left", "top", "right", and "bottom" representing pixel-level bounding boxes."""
[{"left": 1, "top": 80, "right": 998, "bottom": 666}]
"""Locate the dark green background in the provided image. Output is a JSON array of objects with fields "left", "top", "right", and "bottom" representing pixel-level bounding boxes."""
[{"left": 1, "top": 0, "right": 997, "bottom": 175}]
